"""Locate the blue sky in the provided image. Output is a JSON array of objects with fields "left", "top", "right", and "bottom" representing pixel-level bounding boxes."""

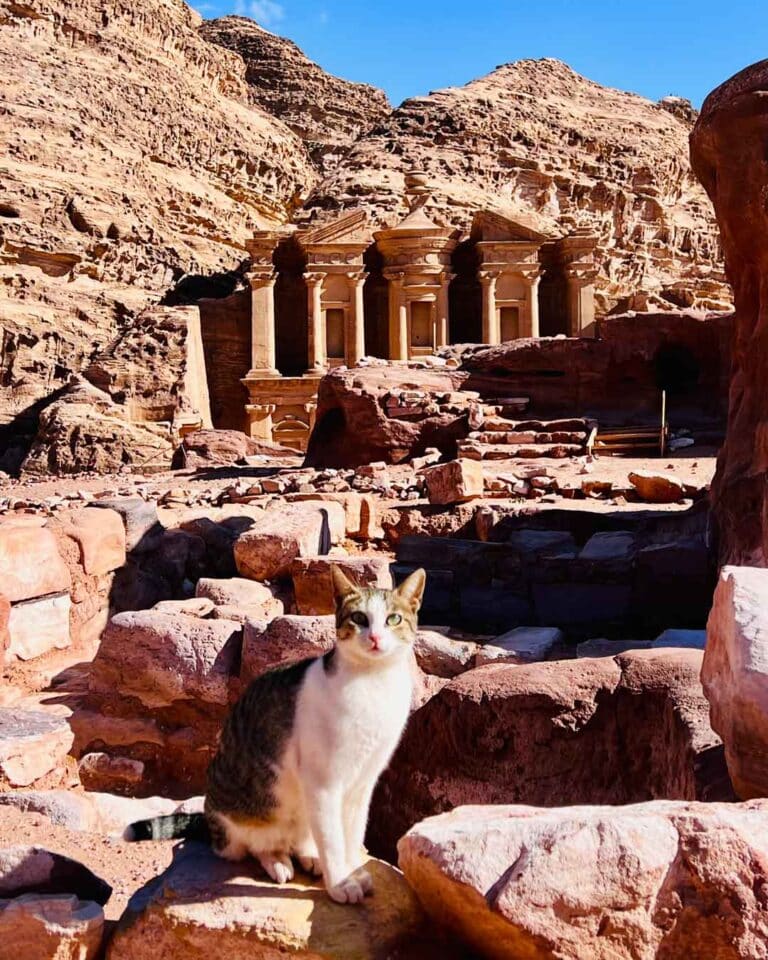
[{"left": 196, "top": 0, "right": 768, "bottom": 109}]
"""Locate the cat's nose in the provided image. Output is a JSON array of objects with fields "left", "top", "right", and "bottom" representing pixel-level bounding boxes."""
[{"left": 369, "top": 634, "right": 381, "bottom": 651}]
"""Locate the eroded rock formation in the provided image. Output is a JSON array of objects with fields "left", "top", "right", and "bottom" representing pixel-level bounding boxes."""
[
  {"left": 200, "top": 16, "right": 390, "bottom": 174},
  {"left": 691, "top": 60, "right": 768, "bottom": 566}
]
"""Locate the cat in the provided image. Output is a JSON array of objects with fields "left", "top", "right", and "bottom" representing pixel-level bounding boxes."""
[{"left": 125, "top": 564, "right": 426, "bottom": 904}]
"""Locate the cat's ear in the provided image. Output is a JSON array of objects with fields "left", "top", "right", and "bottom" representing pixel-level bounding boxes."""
[
  {"left": 330, "top": 564, "right": 359, "bottom": 602},
  {"left": 396, "top": 568, "right": 426, "bottom": 611}
]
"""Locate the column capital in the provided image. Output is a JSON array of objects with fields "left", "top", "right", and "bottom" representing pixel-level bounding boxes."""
[
  {"left": 383, "top": 269, "right": 406, "bottom": 285},
  {"left": 478, "top": 269, "right": 501, "bottom": 285},
  {"left": 246, "top": 270, "right": 276, "bottom": 289},
  {"left": 303, "top": 271, "right": 325, "bottom": 287},
  {"left": 245, "top": 402, "right": 277, "bottom": 415},
  {"left": 438, "top": 271, "right": 456, "bottom": 285},
  {"left": 563, "top": 262, "right": 598, "bottom": 285},
  {"left": 345, "top": 270, "right": 367, "bottom": 285}
]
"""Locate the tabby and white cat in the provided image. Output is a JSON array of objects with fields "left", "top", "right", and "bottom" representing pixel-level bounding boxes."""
[{"left": 126, "top": 565, "right": 426, "bottom": 904}]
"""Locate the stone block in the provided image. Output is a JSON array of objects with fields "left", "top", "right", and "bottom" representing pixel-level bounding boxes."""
[
  {"left": 423, "top": 458, "right": 484, "bottom": 505},
  {"left": 0, "top": 845, "right": 111, "bottom": 903},
  {"left": 290, "top": 555, "right": 393, "bottom": 615},
  {"left": 89, "top": 611, "right": 242, "bottom": 708},
  {"left": 0, "top": 709, "right": 74, "bottom": 788},
  {"left": 475, "top": 626, "right": 564, "bottom": 665},
  {"left": 7, "top": 593, "right": 71, "bottom": 661},
  {"left": 0, "top": 894, "right": 104, "bottom": 960},
  {"left": 703, "top": 566, "right": 768, "bottom": 799},
  {"left": 91, "top": 498, "right": 164, "bottom": 553},
  {"left": 653, "top": 628, "right": 706, "bottom": 649},
  {"left": 58, "top": 507, "right": 126, "bottom": 575},
  {"left": 241, "top": 615, "right": 335, "bottom": 683},
  {"left": 628, "top": 470, "right": 685, "bottom": 503},
  {"left": 414, "top": 629, "right": 478, "bottom": 678},
  {"left": 579, "top": 530, "right": 636, "bottom": 560},
  {"left": 195, "top": 577, "right": 284, "bottom": 619},
  {"left": 0, "top": 519, "right": 71, "bottom": 603}
]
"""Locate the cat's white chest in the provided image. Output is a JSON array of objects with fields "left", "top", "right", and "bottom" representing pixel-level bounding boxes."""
[{"left": 295, "top": 657, "right": 412, "bottom": 784}]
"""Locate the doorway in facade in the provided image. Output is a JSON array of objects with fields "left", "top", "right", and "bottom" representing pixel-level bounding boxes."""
[
  {"left": 500, "top": 306, "right": 520, "bottom": 341},
  {"left": 410, "top": 300, "right": 434, "bottom": 354},
  {"left": 326, "top": 308, "right": 345, "bottom": 362}
]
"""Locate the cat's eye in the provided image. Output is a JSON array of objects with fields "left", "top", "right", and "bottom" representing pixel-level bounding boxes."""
[
  {"left": 386, "top": 613, "right": 402, "bottom": 626},
  {"left": 350, "top": 611, "right": 369, "bottom": 627}
]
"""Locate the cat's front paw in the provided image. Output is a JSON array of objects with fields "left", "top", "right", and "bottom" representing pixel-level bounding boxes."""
[
  {"left": 327, "top": 875, "right": 366, "bottom": 904},
  {"left": 355, "top": 867, "right": 373, "bottom": 894}
]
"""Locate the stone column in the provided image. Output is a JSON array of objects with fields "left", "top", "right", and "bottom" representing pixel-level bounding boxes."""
[
  {"left": 386, "top": 271, "right": 408, "bottom": 360},
  {"left": 245, "top": 402, "right": 276, "bottom": 442},
  {"left": 479, "top": 271, "right": 500, "bottom": 345},
  {"left": 436, "top": 272, "right": 453, "bottom": 347},
  {"left": 246, "top": 270, "right": 278, "bottom": 377},
  {"left": 346, "top": 271, "right": 366, "bottom": 366},
  {"left": 564, "top": 265, "right": 597, "bottom": 337},
  {"left": 304, "top": 272, "right": 326, "bottom": 372},
  {"left": 518, "top": 267, "right": 542, "bottom": 338}
]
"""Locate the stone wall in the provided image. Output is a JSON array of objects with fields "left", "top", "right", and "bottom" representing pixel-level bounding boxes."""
[{"left": 199, "top": 291, "right": 251, "bottom": 433}]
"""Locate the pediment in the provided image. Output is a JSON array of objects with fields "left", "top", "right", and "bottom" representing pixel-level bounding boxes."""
[
  {"left": 471, "top": 208, "right": 552, "bottom": 244},
  {"left": 299, "top": 210, "right": 371, "bottom": 247}
]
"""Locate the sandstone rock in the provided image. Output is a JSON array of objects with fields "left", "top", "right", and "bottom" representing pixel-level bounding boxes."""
[
  {"left": 0, "top": 791, "right": 102, "bottom": 833},
  {"left": 398, "top": 800, "right": 768, "bottom": 960},
  {"left": 287, "top": 491, "right": 372, "bottom": 540},
  {"left": 21, "top": 379, "right": 176, "bottom": 476},
  {"left": 423, "top": 458, "right": 484, "bottom": 505},
  {"left": 414, "top": 629, "right": 478, "bottom": 679},
  {"left": 109, "top": 842, "right": 439, "bottom": 960},
  {"left": 691, "top": 62, "right": 768, "bottom": 565},
  {"left": 241, "top": 615, "right": 335, "bottom": 683},
  {"left": 234, "top": 503, "right": 343, "bottom": 581},
  {"left": 200, "top": 16, "right": 390, "bottom": 175},
  {"left": 89, "top": 611, "right": 242, "bottom": 709},
  {"left": 78, "top": 753, "right": 145, "bottom": 793},
  {"left": 0, "top": 592, "right": 8, "bottom": 659},
  {"left": 579, "top": 530, "right": 636, "bottom": 560},
  {"left": 0, "top": 893, "right": 103, "bottom": 960},
  {"left": 305, "top": 366, "right": 469, "bottom": 469},
  {"left": 57, "top": 507, "right": 126, "bottom": 576},
  {"left": 628, "top": 470, "right": 685, "bottom": 503},
  {"left": 0, "top": 846, "right": 111, "bottom": 904},
  {"left": 7, "top": 593, "right": 71, "bottom": 661},
  {"left": 195, "top": 577, "right": 283, "bottom": 620},
  {"left": 91, "top": 498, "right": 164, "bottom": 554},
  {"left": 152, "top": 597, "right": 215, "bottom": 618},
  {"left": 702, "top": 566, "right": 768, "bottom": 798},
  {"left": 290, "top": 555, "right": 393, "bottom": 615},
  {"left": 0, "top": 519, "right": 71, "bottom": 603},
  {"left": 0, "top": 708, "right": 74, "bottom": 788},
  {"left": 369, "top": 649, "right": 730, "bottom": 860},
  {"left": 474, "top": 626, "right": 563, "bottom": 666},
  {"left": 173, "top": 428, "right": 298, "bottom": 469}
]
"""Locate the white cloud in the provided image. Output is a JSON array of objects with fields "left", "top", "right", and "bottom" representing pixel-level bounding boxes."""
[{"left": 234, "top": 0, "right": 286, "bottom": 27}]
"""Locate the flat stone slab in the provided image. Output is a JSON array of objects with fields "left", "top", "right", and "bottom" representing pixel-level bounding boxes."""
[
  {"left": 476, "top": 626, "right": 564, "bottom": 665},
  {"left": 0, "top": 709, "right": 74, "bottom": 787},
  {"left": 579, "top": 531, "right": 636, "bottom": 561},
  {"left": 653, "top": 628, "right": 706, "bottom": 649}
]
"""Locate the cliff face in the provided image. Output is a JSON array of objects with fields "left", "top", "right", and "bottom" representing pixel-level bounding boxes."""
[
  {"left": 199, "top": 15, "right": 391, "bottom": 175},
  {"left": 0, "top": 0, "right": 316, "bottom": 450},
  {"left": 691, "top": 60, "right": 768, "bottom": 567},
  {"left": 303, "top": 58, "right": 730, "bottom": 316}
]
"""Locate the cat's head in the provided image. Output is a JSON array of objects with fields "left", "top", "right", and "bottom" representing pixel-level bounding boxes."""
[{"left": 330, "top": 565, "right": 426, "bottom": 666}]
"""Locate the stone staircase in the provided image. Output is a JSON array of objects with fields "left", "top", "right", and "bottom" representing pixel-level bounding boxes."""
[{"left": 459, "top": 409, "right": 596, "bottom": 460}]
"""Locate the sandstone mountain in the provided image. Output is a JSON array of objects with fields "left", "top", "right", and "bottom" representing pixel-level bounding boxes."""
[
  {"left": 200, "top": 15, "right": 391, "bottom": 175},
  {"left": 303, "top": 58, "right": 729, "bottom": 315},
  {"left": 0, "top": 0, "right": 316, "bottom": 458}
]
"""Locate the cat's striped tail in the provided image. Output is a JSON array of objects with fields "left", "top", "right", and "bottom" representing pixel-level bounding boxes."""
[{"left": 123, "top": 812, "right": 209, "bottom": 842}]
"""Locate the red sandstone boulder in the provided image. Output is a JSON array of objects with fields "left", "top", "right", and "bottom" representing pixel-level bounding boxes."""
[
  {"left": 0, "top": 893, "right": 104, "bottom": 959},
  {"left": 89, "top": 610, "right": 242, "bottom": 708},
  {"left": 173, "top": 428, "right": 300, "bottom": 469},
  {"left": 702, "top": 565, "right": 768, "bottom": 799},
  {"left": 241, "top": 615, "right": 335, "bottom": 683},
  {"left": 368, "top": 649, "right": 730, "bottom": 860},
  {"left": 0, "top": 518, "right": 71, "bottom": 602},
  {"left": 7, "top": 593, "right": 71, "bottom": 661},
  {"left": 233, "top": 502, "right": 345, "bottom": 581},
  {"left": 195, "top": 576, "right": 284, "bottom": 618},
  {"left": 305, "top": 365, "right": 471, "bottom": 468},
  {"left": 0, "top": 709, "right": 74, "bottom": 788},
  {"left": 398, "top": 800, "right": 768, "bottom": 960},
  {"left": 691, "top": 63, "right": 768, "bottom": 564},
  {"left": 56, "top": 507, "right": 126, "bottom": 576},
  {"left": 290, "top": 555, "right": 393, "bottom": 614},
  {"left": 422, "top": 458, "right": 483, "bottom": 505},
  {"left": 628, "top": 470, "right": 685, "bottom": 504}
]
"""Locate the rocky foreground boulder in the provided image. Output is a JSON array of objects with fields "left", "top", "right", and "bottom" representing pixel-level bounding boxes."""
[
  {"left": 398, "top": 800, "right": 768, "bottom": 960},
  {"left": 108, "top": 843, "right": 448, "bottom": 959},
  {"left": 702, "top": 565, "right": 768, "bottom": 799},
  {"left": 369, "top": 649, "right": 731, "bottom": 859}
]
